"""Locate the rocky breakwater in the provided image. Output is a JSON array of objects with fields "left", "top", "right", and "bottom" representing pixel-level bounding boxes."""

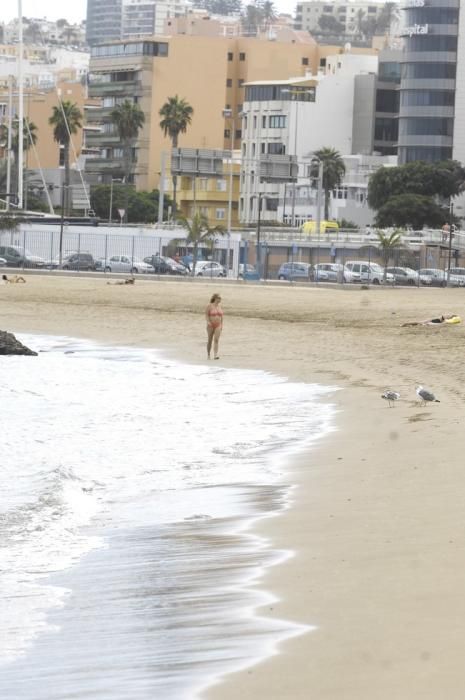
[{"left": 0, "top": 331, "right": 38, "bottom": 356}]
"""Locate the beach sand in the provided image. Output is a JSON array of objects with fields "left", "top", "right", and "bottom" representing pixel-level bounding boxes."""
[{"left": 2, "top": 275, "right": 465, "bottom": 699}]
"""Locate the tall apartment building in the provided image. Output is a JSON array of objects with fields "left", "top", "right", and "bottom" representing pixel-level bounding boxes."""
[
  {"left": 398, "top": 0, "right": 458, "bottom": 164},
  {"left": 294, "top": 1, "right": 385, "bottom": 36},
  {"left": 122, "top": 0, "right": 192, "bottom": 38},
  {"left": 86, "top": 31, "right": 319, "bottom": 190},
  {"left": 86, "top": 0, "right": 123, "bottom": 46}
]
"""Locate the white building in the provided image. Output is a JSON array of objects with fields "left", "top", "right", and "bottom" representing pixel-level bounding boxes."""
[
  {"left": 294, "top": 0, "right": 393, "bottom": 36},
  {"left": 240, "top": 52, "right": 378, "bottom": 224}
]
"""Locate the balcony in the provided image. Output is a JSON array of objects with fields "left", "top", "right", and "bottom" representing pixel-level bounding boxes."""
[
  {"left": 88, "top": 80, "right": 141, "bottom": 96},
  {"left": 85, "top": 158, "right": 124, "bottom": 173},
  {"left": 84, "top": 133, "right": 121, "bottom": 145}
]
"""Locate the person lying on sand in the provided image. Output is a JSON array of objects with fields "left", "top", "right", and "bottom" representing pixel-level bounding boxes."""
[
  {"left": 106, "top": 278, "right": 135, "bottom": 285},
  {"left": 402, "top": 314, "right": 461, "bottom": 326},
  {"left": 2, "top": 274, "right": 26, "bottom": 284}
]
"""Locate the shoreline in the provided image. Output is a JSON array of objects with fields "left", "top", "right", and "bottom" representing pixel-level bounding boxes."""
[{"left": 2, "top": 277, "right": 465, "bottom": 698}]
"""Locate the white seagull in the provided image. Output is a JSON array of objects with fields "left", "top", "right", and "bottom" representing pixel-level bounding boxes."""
[
  {"left": 416, "top": 385, "right": 440, "bottom": 406},
  {"left": 381, "top": 390, "right": 400, "bottom": 407}
]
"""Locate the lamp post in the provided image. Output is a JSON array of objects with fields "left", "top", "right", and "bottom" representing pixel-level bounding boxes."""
[
  {"left": 252, "top": 192, "right": 265, "bottom": 279},
  {"left": 447, "top": 199, "right": 454, "bottom": 286},
  {"left": 310, "top": 155, "right": 323, "bottom": 278},
  {"left": 281, "top": 86, "right": 316, "bottom": 227},
  {"left": 222, "top": 109, "right": 234, "bottom": 237},
  {"left": 109, "top": 177, "right": 124, "bottom": 224}
]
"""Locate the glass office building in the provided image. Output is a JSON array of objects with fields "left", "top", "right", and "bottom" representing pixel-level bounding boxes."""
[{"left": 398, "top": 0, "right": 459, "bottom": 163}]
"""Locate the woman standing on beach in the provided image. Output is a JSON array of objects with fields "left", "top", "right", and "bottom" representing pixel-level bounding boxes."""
[{"left": 205, "top": 293, "right": 223, "bottom": 360}]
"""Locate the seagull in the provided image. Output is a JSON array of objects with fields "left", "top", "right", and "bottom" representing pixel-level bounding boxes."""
[
  {"left": 381, "top": 390, "right": 400, "bottom": 407},
  {"left": 416, "top": 385, "right": 440, "bottom": 406}
]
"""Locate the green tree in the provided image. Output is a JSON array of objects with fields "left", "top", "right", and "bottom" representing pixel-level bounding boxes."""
[
  {"left": 312, "top": 147, "right": 346, "bottom": 220},
  {"left": 376, "top": 229, "right": 404, "bottom": 280},
  {"left": 110, "top": 99, "right": 145, "bottom": 222},
  {"left": 90, "top": 185, "right": 172, "bottom": 223},
  {"left": 12, "top": 118, "right": 38, "bottom": 159},
  {"left": 368, "top": 160, "right": 465, "bottom": 210},
  {"left": 262, "top": 0, "right": 277, "bottom": 27},
  {"left": 241, "top": 3, "right": 263, "bottom": 33},
  {"left": 176, "top": 211, "right": 223, "bottom": 275},
  {"left": 356, "top": 8, "right": 365, "bottom": 36},
  {"left": 376, "top": 2, "right": 399, "bottom": 34},
  {"left": 109, "top": 99, "right": 145, "bottom": 184},
  {"left": 49, "top": 100, "right": 83, "bottom": 215},
  {"left": 159, "top": 95, "right": 194, "bottom": 219},
  {"left": 318, "top": 14, "right": 345, "bottom": 34},
  {"left": 375, "top": 194, "right": 448, "bottom": 229}
]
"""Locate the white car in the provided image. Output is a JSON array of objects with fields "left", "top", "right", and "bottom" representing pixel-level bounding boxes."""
[
  {"left": 192, "top": 261, "right": 226, "bottom": 277},
  {"left": 344, "top": 261, "right": 395, "bottom": 285},
  {"left": 99, "top": 255, "right": 154, "bottom": 274}
]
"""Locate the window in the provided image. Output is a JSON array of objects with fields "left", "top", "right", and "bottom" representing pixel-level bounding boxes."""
[
  {"left": 399, "top": 117, "right": 453, "bottom": 137},
  {"left": 239, "top": 52, "right": 245, "bottom": 61},
  {"left": 113, "top": 148, "right": 124, "bottom": 158},
  {"left": 238, "top": 79, "right": 244, "bottom": 87},
  {"left": 103, "top": 97, "right": 115, "bottom": 107},
  {"left": 237, "top": 104, "right": 243, "bottom": 113},
  {"left": 319, "top": 57, "right": 326, "bottom": 68},
  {"left": 261, "top": 142, "right": 266, "bottom": 154},
  {"left": 226, "top": 78, "right": 232, "bottom": 87},
  {"left": 224, "top": 129, "right": 231, "bottom": 139},
  {"left": 216, "top": 208, "right": 226, "bottom": 220},
  {"left": 252, "top": 143, "right": 256, "bottom": 156},
  {"left": 269, "top": 115, "right": 286, "bottom": 128},
  {"left": 400, "top": 90, "right": 455, "bottom": 107},
  {"left": 268, "top": 143, "right": 285, "bottom": 154},
  {"left": 235, "top": 129, "right": 241, "bottom": 139},
  {"left": 302, "top": 57, "right": 309, "bottom": 66},
  {"left": 216, "top": 179, "right": 227, "bottom": 191},
  {"left": 375, "top": 89, "right": 400, "bottom": 112},
  {"left": 227, "top": 52, "right": 233, "bottom": 61},
  {"left": 404, "top": 7, "right": 458, "bottom": 24},
  {"left": 401, "top": 62, "right": 456, "bottom": 79},
  {"left": 253, "top": 115, "right": 257, "bottom": 129},
  {"left": 262, "top": 115, "right": 266, "bottom": 128}
]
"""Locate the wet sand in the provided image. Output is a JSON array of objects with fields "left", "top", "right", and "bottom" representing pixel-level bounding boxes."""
[{"left": 2, "top": 275, "right": 465, "bottom": 699}]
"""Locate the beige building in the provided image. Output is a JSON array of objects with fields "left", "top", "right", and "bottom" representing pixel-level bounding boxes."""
[{"left": 86, "top": 30, "right": 321, "bottom": 193}]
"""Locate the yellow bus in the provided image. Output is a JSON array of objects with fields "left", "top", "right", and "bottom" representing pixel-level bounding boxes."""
[{"left": 301, "top": 220, "right": 339, "bottom": 235}]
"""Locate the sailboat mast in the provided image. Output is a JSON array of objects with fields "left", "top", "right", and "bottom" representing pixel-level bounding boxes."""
[{"left": 17, "top": 0, "right": 24, "bottom": 210}]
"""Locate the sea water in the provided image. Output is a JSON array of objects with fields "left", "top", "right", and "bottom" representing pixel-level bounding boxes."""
[{"left": 0, "top": 335, "right": 337, "bottom": 699}]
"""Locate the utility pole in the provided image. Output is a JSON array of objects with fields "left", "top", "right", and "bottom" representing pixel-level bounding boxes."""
[
  {"left": 17, "top": 0, "right": 24, "bottom": 210},
  {"left": 447, "top": 200, "right": 454, "bottom": 286}
]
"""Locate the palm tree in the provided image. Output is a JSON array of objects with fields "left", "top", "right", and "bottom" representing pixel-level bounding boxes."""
[
  {"left": 312, "top": 147, "right": 346, "bottom": 220},
  {"left": 261, "top": 0, "right": 276, "bottom": 29},
  {"left": 49, "top": 101, "right": 82, "bottom": 215},
  {"left": 12, "top": 118, "right": 38, "bottom": 159},
  {"left": 376, "top": 229, "right": 404, "bottom": 280},
  {"left": 110, "top": 99, "right": 145, "bottom": 183},
  {"left": 159, "top": 95, "right": 193, "bottom": 219},
  {"left": 176, "top": 211, "right": 224, "bottom": 275},
  {"left": 356, "top": 8, "right": 366, "bottom": 37}
]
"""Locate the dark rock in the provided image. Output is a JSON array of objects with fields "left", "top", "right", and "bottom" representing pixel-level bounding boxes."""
[{"left": 0, "top": 330, "right": 38, "bottom": 356}]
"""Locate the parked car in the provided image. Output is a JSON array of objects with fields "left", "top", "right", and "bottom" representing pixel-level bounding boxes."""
[
  {"left": 313, "top": 263, "right": 344, "bottom": 282},
  {"left": 191, "top": 261, "right": 226, "bottom": 277},
  {"left": 449, "top": 267, "right": 465, "bottom": 281},
  {"left": 55, "top": 252, "right": 97, "bottom": 271},
  {"left": 277, "top": 262, "right": 312, "bottom": 281},
  {"left": 344, "top": 261, "right": 394, "bottom": 285},
  {"left": 419, "top": 268, "right": 465, "bottom": 287},
  {"left": 238, "top": 264, "right": 259, "bottom": 280},
  {"left": 0, "top": 257, "right": 6, "bottom": 267},
  {"left": 143, "top": 255, "right": 188, "bottom": 275},
  {"left": 0, "top": 245, "right": 46, "bottom": 268},
  {"left": 385, "top": 266, "right": 421, "bottom": 286},
  {"left": 96, "top": 255, "right": 154, "bottom": 274}
]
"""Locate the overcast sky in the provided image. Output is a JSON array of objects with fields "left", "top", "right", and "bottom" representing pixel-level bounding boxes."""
[{"left": 3, "top": 0, "right": 297, "bottom": 24}]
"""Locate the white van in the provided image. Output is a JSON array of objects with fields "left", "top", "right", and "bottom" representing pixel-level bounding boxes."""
[{"left": 344, "top": 261, "right": 394, "bottom": 285}]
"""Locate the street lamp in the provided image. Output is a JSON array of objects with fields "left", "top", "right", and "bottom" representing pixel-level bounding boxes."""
[
  {"left": 108, "top": 177, "right": 124, "bottom": 224},
  {"left": 281, "top": 86, "right": 316, "bottom": 226},
  {"left": 310, "top": 155, "right": 323, "bottom": 277},
  {"left": 251, "top": 192, "right": 266, "bottom": 279},
  {"left": 222, "top": 109, "right": 234, "bottom": 238}
]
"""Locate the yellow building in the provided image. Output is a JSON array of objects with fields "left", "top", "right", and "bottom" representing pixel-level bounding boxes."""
[{"left": 175, "top": 160, "right": 241, "bottom": 228}]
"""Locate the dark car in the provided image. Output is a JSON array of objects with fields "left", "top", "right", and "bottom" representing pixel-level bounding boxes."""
[
  {"left": 143, "top": 255, "right": 188, "bottom": 275},
  {"left": 0, "top": 245, "right": 46, "bottom": 268},
  {"left": 59, "top": 252, "right": 97, "bottom": 271}
]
